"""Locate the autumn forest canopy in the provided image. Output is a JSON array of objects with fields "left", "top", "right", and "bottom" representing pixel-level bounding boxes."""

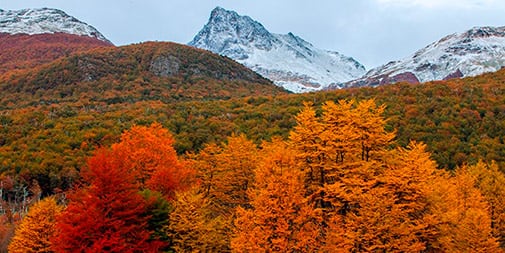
[{"left": 0, "top": 40, "right": 505, "bottom": 252}]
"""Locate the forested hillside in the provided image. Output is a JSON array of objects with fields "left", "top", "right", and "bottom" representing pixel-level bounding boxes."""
[
  {"left": 0, "top": 38, "right": 505, "bottom": 252},
  {"left": 0, "top": 41, "right": 284, "bottom": 109},
  {"left": 3, "top": 101, "right": 504, "bottom": 252},
  {"left": 1, "top": 68, "right": 504, "bottom": 197}
]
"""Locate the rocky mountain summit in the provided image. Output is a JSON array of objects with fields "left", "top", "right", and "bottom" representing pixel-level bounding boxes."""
[
  {"left": 344, "top": 26, "right": 505, "bottom": 88},
  {"left": 0, "top": 8, "right": 110, "bottom": 43},
  {"left": 189, "top": 7, "right": 365, "bottom": 93}
]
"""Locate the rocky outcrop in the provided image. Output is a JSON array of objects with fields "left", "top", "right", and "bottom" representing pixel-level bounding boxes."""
[
  {"left": 443, "top": 69, "right": 463, "bottom": 80},
  {"left": 149, "top": 55, "right": 181, "bottom": 77}
]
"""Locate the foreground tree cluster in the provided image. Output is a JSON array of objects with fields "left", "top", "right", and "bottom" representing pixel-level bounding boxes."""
[{"left": 2, "top": 99, "right": 505, "bottom": 252}]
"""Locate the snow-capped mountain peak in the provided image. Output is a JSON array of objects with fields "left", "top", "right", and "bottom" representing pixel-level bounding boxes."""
[
  {"left": 190, "top": 7, "right": 277, "bottom": 60},
  {"left": 0, "top": 8, "right": 110, "bottom": 43},
  {"left": 344, "top": 26, "right": 505, "bottom": 88},
  {"left": 189, "top": 7, "right": 365, "bottom": 93}
]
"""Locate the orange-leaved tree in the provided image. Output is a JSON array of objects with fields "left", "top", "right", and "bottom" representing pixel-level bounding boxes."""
[
  {"left": 290, "top": 99, "right": 443, "bottom": 251},
  {"left": 332, "top": 142, "right": 439, "bottom": 252},
  {"left": 290, "top": 99, "right": 395, "bottom": 208},
  {"left": 321, "top": 99, "right": 358, "bottom": 164},
  {"left": 8, "top": 197, "right": 63, "bottom": 253},
  {"left": 51, "top": 148, "right": 164, "bottom": 252},
  {"left": 428, "top": 168, "right": 501, "bottom": 252},
  {"left": 232, "top": 138, "right": 322, "bottom": 252},
  {"left": 179, "top": 134, "right": 258, "bottom": 251},
  {"left": 290, "top": 101, "right": 326, "bottom": 196},
  {"left": 352, "top": 99, "right": 395, "bottom": 162}
]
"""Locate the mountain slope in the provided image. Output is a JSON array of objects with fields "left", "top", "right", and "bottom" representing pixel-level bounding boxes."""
[
  {"left": 0, "top": 41, "right": 286, "bottom": 108},
  {"left": 344, "top": 26, "right": 505, "bottom": 88},
  {"left": 189, "top": 7, "right": 365, "bottom": 93},
  {"left": 0, "top": 8, "right": 110, "bottom": 43},
  {"left": 0, "top": 33, "right": 112, "bottom": 74},
  {"left": 0, "top": 8, "right": 114, "bottom": 74}
]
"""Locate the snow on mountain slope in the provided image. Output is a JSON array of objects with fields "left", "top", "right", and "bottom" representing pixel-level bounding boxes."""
[
  {"left": 0, "top": 8, "right": 110, "bottom": 43},
  {"left": 345, "top": 26, "right": 505, "bottom": 88},
  {"left": 189, "top": 7, "right": 365, "bottom": 93}
]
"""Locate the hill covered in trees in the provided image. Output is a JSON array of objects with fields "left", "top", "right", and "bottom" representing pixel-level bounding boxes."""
[{"left": 0, "top": 41, "right": 286, "bottom": 108}]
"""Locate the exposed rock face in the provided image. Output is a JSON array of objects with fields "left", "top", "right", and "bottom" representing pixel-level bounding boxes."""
[
  {"left": 189, "top": 7, "right": 365, "bottom": 93},
  {"left": 76, "top": 56, "right": 101, "bottom": 82},
  {"left": 383, "top": 72, "right": 420, "bottom": 85},
  {"left": 149, "top": 55, "right": 181, "bottom": 77},
  {"left": 337, "top": 72, "right": 419, "bottom": 88},
  {"left": 343, "top": 26, "right": 505, "bottom": 88},
  {"left": 443, "top": 69, "right": 463, "bottom": 80}
]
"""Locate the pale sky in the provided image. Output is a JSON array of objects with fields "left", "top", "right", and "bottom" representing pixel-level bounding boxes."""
[{"left": 1, "top": 0, "right": 504, "bottom": 69}]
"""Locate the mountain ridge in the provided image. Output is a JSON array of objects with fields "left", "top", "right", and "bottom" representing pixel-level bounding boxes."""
[{"left": 341, "top": 26, "right": 505, "bottom": 88}]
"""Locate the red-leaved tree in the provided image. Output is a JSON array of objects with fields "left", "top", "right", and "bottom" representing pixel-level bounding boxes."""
[
  {"left": 112, "top": 123, "right": 194, "bottom": 199},
  {"left": 51, "top": 149, "right": 164, "bottom": 252}
]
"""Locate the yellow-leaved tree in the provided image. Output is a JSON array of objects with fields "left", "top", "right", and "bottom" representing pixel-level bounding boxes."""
[
  {"left": 8, "top": 197, "right": 63, "bottom": 253},
  {"left": 168, "top": 187, "right": 229, "bottom": 252},
  {"left": 209, "top": 134, "right": 258, "bottom": 213},
  {"left": 190, "top": 134, "right": 258, "bottom": 215}
]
